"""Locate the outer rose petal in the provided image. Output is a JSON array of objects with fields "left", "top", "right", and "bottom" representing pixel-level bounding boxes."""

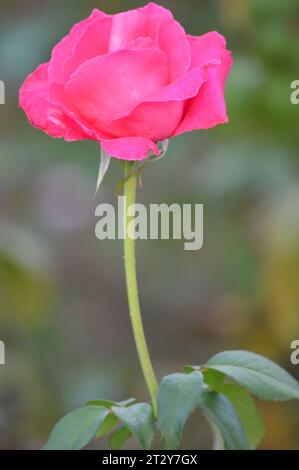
[
  {"left": 63, "top": 16, "right": 112, "bottom": 80},
  {"left": 64, "top": 48, "right": 168, "bottom": 134},
  {"left": 158, "top": 18, "right": 191, "bottom": 81},
  {"left": 111, "top": 101, "right": 184, "bottom": 141},
  {"left": 49, "top": 9, "right": 108, "bottom": 84},
  {"left": 19, "top": 63, "right": 87, "bottom": 141},
  {"left": 175, "top": 52, "right": 233, "bottom": 135},
  {"left": 188, "top": 31, "right": 229, "bottom": 68},
  {"left": 146, "top": 63, "right": 210, "bottom": 102},
  {"left": 49, "top": 82, "right": 111, "bottom": 140},
  {"left": 100, "top": 136, "right": 159, "bottom": 161}
]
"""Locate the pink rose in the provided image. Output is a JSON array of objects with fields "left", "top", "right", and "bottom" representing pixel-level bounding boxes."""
[{"left": 19, "top": 3, "right": 232, "bottom": 160}]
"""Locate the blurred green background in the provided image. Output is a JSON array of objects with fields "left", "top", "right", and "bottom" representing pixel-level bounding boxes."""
[{"left": 1, "top": 0, "right": 299, "bottom": 450}]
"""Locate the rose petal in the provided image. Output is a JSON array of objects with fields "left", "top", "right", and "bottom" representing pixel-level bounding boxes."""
[
  {"left": 139, "top": 3, "right": 173, "bottom": 19},
  {"left": 147, "top": 63, "right": 209, "bottom": 102},
  {"left": 107, "top": 62, "right": 209, "bottom": 140},
  {"left": 127, "top": 37, "right": 156, "bottom": 50},
  {"left": 49, "top": 82, "right": 109, "bottom": 140},
  {"left": 111, "top": 101, "right": 184, "bottom": 142},
  {"left": 109, "top": 63, "right": 211, "bottom": 141},
  {"left": 64, "top": 16, "right": 112, "bottom": 79},
  {"left": 49, "top": 9, "right": 108, "bottom": 84},
  {"left": 175, "top": 52, "right": 233, "bottom": 134},
  {"left": 100, "top": 136, "right": 159, "bottom": 160},
  {"left": 158, "top": 18, "right": 191, "bottom": 81},
  {"left": 19, "top": 63, "right": 87, "bottom": 141},
  {"left": 110, "top": 9, "right": 188, "bottom": 82},
  {"left": 111, "top": 62, "right": 209, "bottom": 119},
  {"left": 108, "top": 9, "right": 146, "bottom": 52},
  {"left": 188, "top": 31, "right": 229, "bottom": 68},
  {"left": 64, "top": 48, "right": 168, "bottom": 134},
  {"left": 108, "top": 3, "right": 173, "bottom": 52}
]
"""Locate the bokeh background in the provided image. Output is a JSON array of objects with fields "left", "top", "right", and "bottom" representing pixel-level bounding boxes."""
[{"left": 1, "top": 0, "right": 299, "bottom": 450}]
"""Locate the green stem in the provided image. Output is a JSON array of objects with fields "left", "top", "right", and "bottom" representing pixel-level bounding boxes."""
[{"left": 123, "top": 161, "right": 158, "bottom": 416}]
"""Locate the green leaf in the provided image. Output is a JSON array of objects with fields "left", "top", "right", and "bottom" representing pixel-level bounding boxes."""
[
  {"left": 199, "top": 391, "right": 250, "bottom": 450},
  {"left": 109, "top": 426, "right": 132, "bottom": 450},
  {"left": 182, "top": 365, "right": 201, "bottom": 373},
  {"left": 157, "top": 371, "right": 204, "bottom": 449},
  {"left": 112, "top": 403, "right": 154, "bottom": 450},
  {"left": 218, "top": 384, "right": 264, "bottom": 449},
  {"left": 203, "top": 368, "right": 264, "bottom": 448},
  {"left": 86, "top": 399, "right": 116, "bottom": 408},
  {"left": 206, "top": 350, "right": 299, "bottom": 401},
  {"left": 96, "top": 412, "right": 119, "bottom": 439},
  {"left": 205, "top": 417, "right": 225, "bottom": 450},
  {"left": 203, "top": 368, "right": 226, "bottom": 389},
  {"left": 86, "top": 398, "right": 135, "bottom": 408},
  {"left": 43, "top": 406, "right": 108, "bottom": 450}
]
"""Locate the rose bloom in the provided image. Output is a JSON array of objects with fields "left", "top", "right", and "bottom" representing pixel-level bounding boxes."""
[{"left": 19, "top": 2, "right": 232, "bottom": 160}]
